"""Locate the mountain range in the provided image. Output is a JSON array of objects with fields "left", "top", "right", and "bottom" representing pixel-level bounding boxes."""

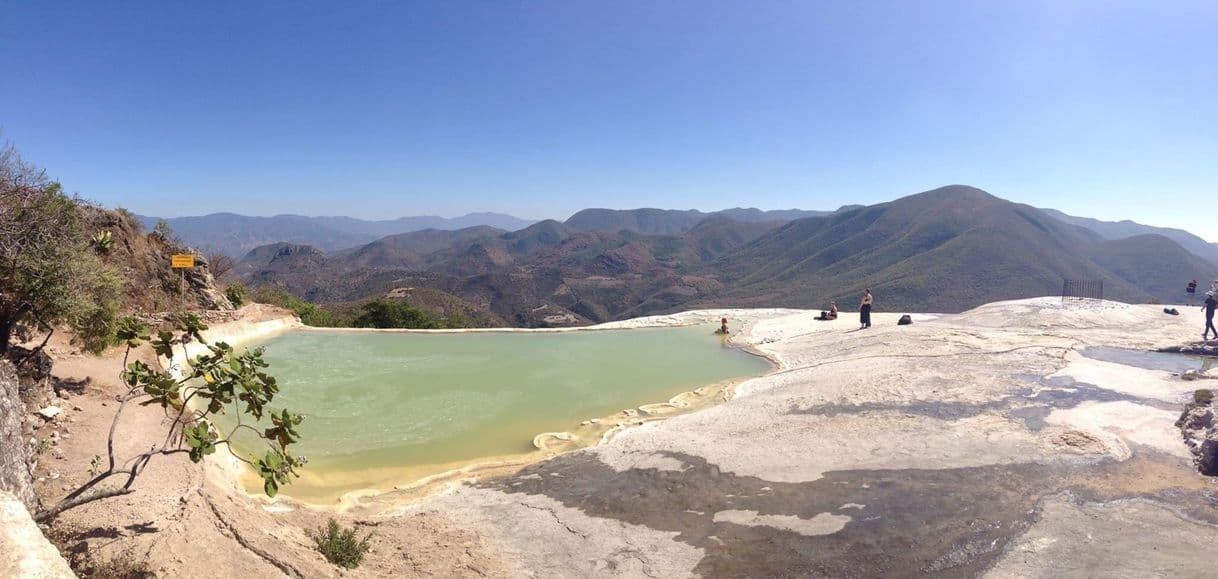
[
  {"left": 231, "top": 185, "right": 1215, "bottom": 327},
  {"left": 143, "top": 207, "right": 859, "bottom": 257},
  {"left": 1037, "top": 208, "right": 1218, "bottom": 265},
  {"left": 138, "top": 212, "right": 538, "bottom": 257}
]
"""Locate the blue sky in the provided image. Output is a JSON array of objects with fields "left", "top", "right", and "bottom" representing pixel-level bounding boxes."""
[{"left": 2, "top": 1, "right": 1216, "bottom": 238}]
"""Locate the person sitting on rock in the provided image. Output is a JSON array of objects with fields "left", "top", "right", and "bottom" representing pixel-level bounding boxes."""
[
  {"left": 716, "top": 317, "right": 729, "bottom": 335},
  {"left": 816, "top": 302, "right": 838, "bottom": 321}
]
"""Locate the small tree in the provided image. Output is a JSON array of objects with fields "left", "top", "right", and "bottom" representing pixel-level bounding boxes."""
[
  {"left": 225, "top": 282, "right": 248, "bottom": 308},
  {"left": 35, "top": 314, "right": 306, "bottom": 522},
  {"left": 351, "top": 299, "right": 441, "bottom": 329},
  {"left": 0, "top": 143, "right": 121, "bottom": 354},
  {"left": 206, "top": 251, "right": 235, "bottom": 280}
]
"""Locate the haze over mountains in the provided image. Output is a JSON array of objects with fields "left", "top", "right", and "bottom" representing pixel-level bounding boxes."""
[
  {"left": 144, "top": 207, "right": 857, "bottom": 257},
  {"left": 227, "top": 185, "right": 1216, "bottom": 327},
  {"left": 138, "top": 212, "right": 538, "bottom": 257},
  {"left": 1038, "top": 208, "right": 1218, "bottom": 265}
]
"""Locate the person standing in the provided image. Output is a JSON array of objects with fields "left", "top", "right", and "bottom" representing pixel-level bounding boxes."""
[
  {"left": 860, "top": 288, "right": 873, "bottom": 329},
  {"left": 1203, "top": 292, "right": 1218, "bottom": 341}
]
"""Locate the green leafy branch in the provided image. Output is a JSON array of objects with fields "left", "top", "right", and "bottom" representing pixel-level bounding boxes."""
[{"left": 35, "top": 313, "right": 306, "bottom": 522}]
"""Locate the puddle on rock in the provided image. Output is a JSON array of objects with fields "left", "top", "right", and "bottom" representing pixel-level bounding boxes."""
[
  {"left": 1081, "top": 346, "right": 1211, "bottom": 374},
  {"left": 790, "top": 376, "right": 1176, "bottom": 431}
]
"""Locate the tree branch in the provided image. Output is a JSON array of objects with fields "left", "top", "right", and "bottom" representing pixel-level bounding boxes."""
[{"left": 34, "top": 488, "right": 134, "bottom": 523}]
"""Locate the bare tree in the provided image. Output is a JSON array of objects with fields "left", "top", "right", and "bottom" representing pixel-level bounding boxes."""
[{"left": 206, "top": 251, "right": 236, "bottom": 279}]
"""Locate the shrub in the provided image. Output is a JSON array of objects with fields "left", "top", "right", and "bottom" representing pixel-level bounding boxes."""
[
  {"left": 308, "top": 519, "right": 372, "bottom": 569},
  {"left": 91, "top": 230, "right": 114, "bottom": 253},
  {"left": 250, "top": 286, "right": 342, "bottom": 327},
  {"left": 351, "top": 299, "right": 442, "bottom": 329},
  {"left": 225, "top": 283, "right": 248, "bottom": 308},
  {"left": 151, "top": 219, "right": 177, "bottom": 243},
  {"left": 72, "top": 548, "right": 152, "bottom": 579},
  {"left": 114, "top": 207, "right": 141, "bottom": 232},
  {"left": 0, "top": 144, "right": 123, "bottom": 355}
]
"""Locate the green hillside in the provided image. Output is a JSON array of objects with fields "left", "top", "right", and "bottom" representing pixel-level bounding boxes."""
[{"left": 236, "top": 185, "right": 1215, "bottom": 326}]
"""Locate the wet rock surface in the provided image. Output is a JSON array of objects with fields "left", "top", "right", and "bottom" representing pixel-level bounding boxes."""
[
  {"left": 411, "top": 303, "right": 1218, "bottom": 577},
  {"left": 475, "top": 450, "right": 1216, "bottom": 577}
]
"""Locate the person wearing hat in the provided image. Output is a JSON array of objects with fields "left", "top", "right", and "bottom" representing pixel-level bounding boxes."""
[{"left": 1203, "top": 291, "right": 1218, "bottom": 340}]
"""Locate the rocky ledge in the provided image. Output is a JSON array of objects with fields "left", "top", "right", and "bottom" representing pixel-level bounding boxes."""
[{"left": 1178, "top": 389, "right": 1218, "bottom": 475}]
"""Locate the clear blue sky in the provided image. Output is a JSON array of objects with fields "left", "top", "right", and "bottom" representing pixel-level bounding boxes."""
[{"left": 2, "top": 1, "right": 1216, "bottom": 238}]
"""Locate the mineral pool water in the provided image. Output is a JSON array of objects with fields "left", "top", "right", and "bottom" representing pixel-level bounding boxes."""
[{"left": 216, "top": 324, "right": 769, "bottom": 502}]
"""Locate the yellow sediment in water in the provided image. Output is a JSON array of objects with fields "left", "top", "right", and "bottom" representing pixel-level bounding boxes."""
[{"left": 213, "top": 324, "right": 769, "bottom": 505}]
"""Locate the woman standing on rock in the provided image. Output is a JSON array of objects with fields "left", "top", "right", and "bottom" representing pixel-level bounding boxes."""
[
  {"left": 1203, "top": 292, "right": 1217, "bottom": 340},
  {"left": 859, "top": 288, "right": 873, "bottom": 329}
]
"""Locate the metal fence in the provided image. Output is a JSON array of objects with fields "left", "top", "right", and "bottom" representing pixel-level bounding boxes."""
[{"left": 1061, "top": 279, "right": 1104, "bottom": 303}]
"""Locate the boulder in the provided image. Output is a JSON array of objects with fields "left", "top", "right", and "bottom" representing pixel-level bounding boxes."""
[
  {"left": 1177, "top": 400, "right": 1218, "bottom": 476},
  {"left": 897, "top": 315, "right": 913, "bottom": 326},
  {"left": 35, "top": 406, "right": 61, "bottom": 421},
  {"left": 1, "top": 491, "right": 75, "bottom": 578},
  {"left": 1163, "top": 307, "right": 1180, "bottom": 315},
  {"left": 1199, "top": 432, "right": 1218, "bottom": 476}
]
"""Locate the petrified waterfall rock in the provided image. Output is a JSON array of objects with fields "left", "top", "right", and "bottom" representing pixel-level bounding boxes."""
[
  {"left": 1178, "top": 393, "right": 1218, "bottom": 476},
  {"left": 1199, "top": 432, "right": 1218, "bottom": 476}
]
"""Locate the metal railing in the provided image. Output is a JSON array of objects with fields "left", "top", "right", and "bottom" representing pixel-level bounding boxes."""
[{"left": 1062, "top": 279, "right": 1104, "bottom": 303}]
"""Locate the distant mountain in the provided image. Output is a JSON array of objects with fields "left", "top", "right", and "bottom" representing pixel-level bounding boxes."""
[
  {"left": 138, "top": 212, "right": 536, "bottom": 257},
  {"left": 238, "top": 185, "right": 1212, "bottom": 327},
  {"left": 704, "top": 186, "right": 1211, "bottom": 312},
  {"left": 330, "top": 226, "right": 506, "bottom": 270},
  {"left": 1040, "top": 208, "right": 1218, "bottom": 266},
  {"left": 563, "top": 207, "right": 844, "bottom": 236}
]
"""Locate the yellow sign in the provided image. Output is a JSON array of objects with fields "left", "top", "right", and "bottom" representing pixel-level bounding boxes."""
[{"left": 170, "top": 254, "right": 195, "bottom": 269}]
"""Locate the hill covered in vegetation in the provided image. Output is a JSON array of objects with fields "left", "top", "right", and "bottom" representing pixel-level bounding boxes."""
[
  {"left": 237, "top": 185, "right": 1213, "bottom": 327},
  {"left": 1, "top": 144, "right": 234, "bottom": 355},
  {"left": 1040, "top": 208, "right": 1218, "bottom": 266}
]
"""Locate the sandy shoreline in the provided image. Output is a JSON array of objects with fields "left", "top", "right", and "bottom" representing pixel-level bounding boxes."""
[{"left": 175, "top": 308, "right": 785, "bottom": 511}]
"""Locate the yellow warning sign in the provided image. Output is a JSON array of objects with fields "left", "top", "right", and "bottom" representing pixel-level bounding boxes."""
[{"left": 170, "top": 254, "right": 195, "bottom": 269}]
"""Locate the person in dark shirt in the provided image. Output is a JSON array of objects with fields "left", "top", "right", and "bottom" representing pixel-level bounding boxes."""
[
  {"left": 859, "top": 289, "right": 873, "bottom": 329},
  {"left": 1203, "top": 292, "right": 1218, "bottom": 341},
  {"left": 1187, "top": 280, "right": 1198, "bottom": 295}
]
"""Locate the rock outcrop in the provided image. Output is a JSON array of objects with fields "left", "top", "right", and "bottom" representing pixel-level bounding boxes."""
[
  {"left": 1, "top": 491, "right": 74, "bottom": 578},
  {"left": 1159, "top": 341, "right": 1218, "bottom": 356},
  {"left": 0, "top": 360, "right": 36, "bottom": 511},
  {"left": 1177, "top": 391, "right": 1218, "bottom": 475}
]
